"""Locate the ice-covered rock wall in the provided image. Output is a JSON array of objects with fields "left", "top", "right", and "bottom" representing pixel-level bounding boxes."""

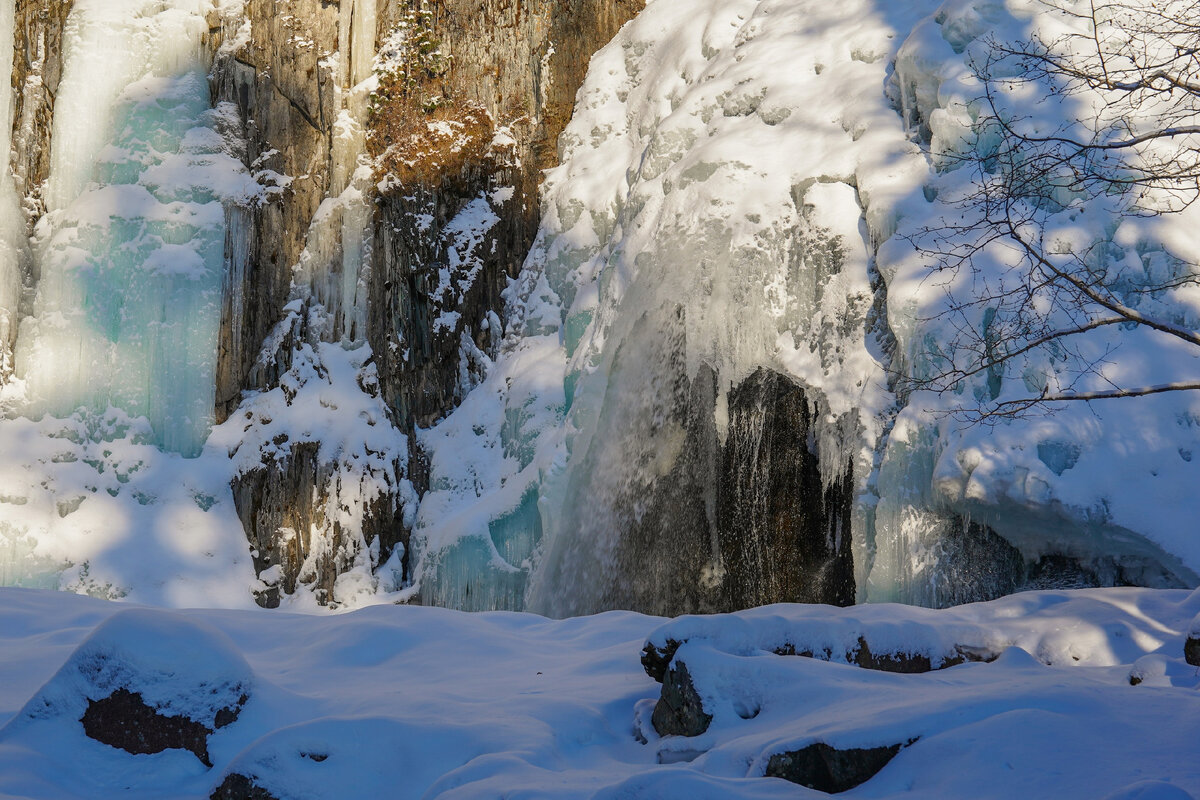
[
  {"left": 869, "top": 0, "right": 1200, "bottom": 604},
  {"left": 1, "top": 0, "right": 1197, "bottom": 612},
  {"left": 412, "top": 0, "right": 933, "bottom": 615},
  {"left": 412, "top": 0, "right": 1200, "bottom": 614},
  {"left": 0, "top": 0, "right": 25, "bottom": 381}
]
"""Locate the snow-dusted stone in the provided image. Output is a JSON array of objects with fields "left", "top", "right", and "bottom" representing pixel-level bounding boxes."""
[
  {"left": 1185, "top": 613, "right": 1200, "bottom": 667},
  {"left": 0, "top": 608, "right": 252, "bottom": 767},
  {"left": 765, "top": 740, "right": 911, "bottom": 794},
  {"left": 651, "top": 660, "right": 712, "bottom": 738}
]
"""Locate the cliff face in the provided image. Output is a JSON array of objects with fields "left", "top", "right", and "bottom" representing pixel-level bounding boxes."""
[
  {"left": 11, "top": 0, "right": 71, "bottom": 208},
  {"left": 368, "top": 0, "right": 642, "bottom": 438},
  {"left": 10, "top": 0, "right": 69, "bottom": 209},
  {"left": 200, "top": 0, "right": 641, "bottom": 605},
  {"left": 0, "top": 0, "right": 70, "bottom": 380},
  {"left": 207, "top": 0, "right": 342, "bottom": 422}
]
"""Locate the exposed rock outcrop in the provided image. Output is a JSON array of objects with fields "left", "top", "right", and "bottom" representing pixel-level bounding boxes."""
[
  {"left": 81, "top": 687, "right": 244, "bottom": 767},
  {"left": 204, "top": 0, "right": 644, "bottom": 605},
  {"left": 765, "top": 741, "right": 909, "bottom": 793},
  {"left": 555, "top": 363, "right": 857, "bottom": 618},
  {"left": 718, "top": 367, "right": 856, "bottom": 609},
  {"left": 368, "top": 0, "right": 643, "bottom": 431},
  {"left": 11, "top": 0, "right": 72, "bottom": 211},
  {"left": 207, "top": 0, "right": 343, "bottom": 422},
  {"left": 651, "top": 660, "right": 712, "bottom": 738},
  {"left": 230, "top": 439, "right": 407, "bottom": 607},
  {"left": 211, "top": 774, "right": 281, "bottom": 800}
]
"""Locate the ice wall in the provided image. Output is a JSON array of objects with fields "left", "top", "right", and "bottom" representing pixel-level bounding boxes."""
[
  {"left": 0, "top": 0, "right": 264, "bottom": 604},
  {"left": 411, "top": 0, "right": 934, "bottom": 614},
  {"left": 13, "top": 0, "right": 252, "bottom": 457},
  {"left": 868, "top": 0, "right": 1200, "bottom": 603}
]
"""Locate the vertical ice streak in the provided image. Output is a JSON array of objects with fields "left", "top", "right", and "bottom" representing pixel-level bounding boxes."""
[
  {"left": 13, "top": 0, "right": 247, "bottom": 457},
  {"left": 294, "top": 0, "right": 377, "bottom": 345}
]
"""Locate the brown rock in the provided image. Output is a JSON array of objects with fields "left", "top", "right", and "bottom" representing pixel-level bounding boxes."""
[{"left": 80, "top": 687, "right": 245, "bottom": 768}]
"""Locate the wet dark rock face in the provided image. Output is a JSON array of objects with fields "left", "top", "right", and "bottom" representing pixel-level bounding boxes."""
[
  {"left": 576, "top": 362, "right": 857, "bottom": 618},
  {"left": 765, "top": 741, "right": 908, "bottom": 794},
  {"left": 718, "top": 367, "right": 856, "bottom": 609},
  {"left": 81, "top": 687, "right": 246, "bottom": 767}
]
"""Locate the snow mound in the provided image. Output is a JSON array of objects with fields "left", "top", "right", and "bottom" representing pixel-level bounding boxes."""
[
  {"left": 1, "top": 588, "right": 1200, "bottom": 798},
  {"left": 0, "top": 607, "right": 253, "bottom": 793}
]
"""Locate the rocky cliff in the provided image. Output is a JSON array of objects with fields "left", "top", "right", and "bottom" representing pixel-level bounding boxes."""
[{"left": 198, "top": 0, "right": 640, "bottom": 605}]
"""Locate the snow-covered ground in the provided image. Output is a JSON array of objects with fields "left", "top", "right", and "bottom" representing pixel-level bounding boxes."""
[{"left": 2, "top": 585, "right": 1199, "bottom": 798}]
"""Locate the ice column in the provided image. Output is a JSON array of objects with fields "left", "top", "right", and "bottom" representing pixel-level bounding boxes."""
[
  {"left": 14, "top": 0, "right": 243, "bottom": 457},
  {"left": 292, "top": 0, "right": 377, "bottom": 344}
]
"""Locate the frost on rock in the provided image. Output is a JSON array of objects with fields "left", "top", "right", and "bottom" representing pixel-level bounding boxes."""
[{"left": 215, "top": 8, "right": 420, "bottom": 609}]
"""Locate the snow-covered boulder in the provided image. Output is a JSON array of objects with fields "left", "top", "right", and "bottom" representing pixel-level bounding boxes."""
[{"left": 0, "top": 608, "right": 253, "bottom": 770}]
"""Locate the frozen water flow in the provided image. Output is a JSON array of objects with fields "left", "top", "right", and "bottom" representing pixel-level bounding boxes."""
[{"left": 14, "top": 0, "right": 250, "bottom": 457}]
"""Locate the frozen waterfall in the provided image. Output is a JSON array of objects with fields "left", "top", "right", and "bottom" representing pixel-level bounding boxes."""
[{"left": 13, "top": 0, "right": 250, "bottom": 457}]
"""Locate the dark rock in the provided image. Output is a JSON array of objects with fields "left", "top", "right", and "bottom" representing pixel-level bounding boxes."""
[
  {"left": 80, "top": 687, "right": 241, "bottom": 768},
  {"left": 1185, "top": 635, "right": 1200, "bottom": 667},
  {"left": 541, "top": 356, "right": 858, "bottom": 616},
  {"left": 922, "top": 518, "right": 1025, "bottom": 608},
  {"left": 852, "top": 637, "right": 934, "bottom": 673},
  {"left": 717, "top": 367, "right": 855, "bottom": 609},
  {"left": 641, "top": 639, "right": 682, "bottom": 683},
  {"left": 230, "top": 440, "right": 407, "bottom": 607},
  {"left": 211, "top": 773, "right": 281, "bottom": 800},
  {"left": 651, "top": 660, "right": 712, "bottom": 738},
  {"left": 765, "top": 741, "right": 909, "bottom": 793}
]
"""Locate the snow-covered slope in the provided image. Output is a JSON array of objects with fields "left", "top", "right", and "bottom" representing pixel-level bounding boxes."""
[
  {"left": 872, "top": 0, "right": 1200, "bottom": 603},
  {"left": 2, "top": 586, "right": 1199, "bottom": 798}
]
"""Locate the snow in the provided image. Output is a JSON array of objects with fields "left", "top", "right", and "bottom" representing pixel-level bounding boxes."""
[
  {"left": 2, "top": 586, "right": 1200, "bottom": 797},
  {"left": 412, "top": 0, "right": 935, "bottom": 612},
  {"left": 0, "top": 0, "right": 414, "bottom": 608},
  {"left": 870, "top": 0, "right": 1200, "bottom": 603}
]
